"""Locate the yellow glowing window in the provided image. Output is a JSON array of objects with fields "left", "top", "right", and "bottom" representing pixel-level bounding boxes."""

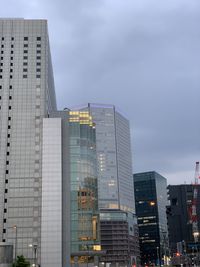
[{"left": 93, "top": 245, "right": 101, "bottom": 251}]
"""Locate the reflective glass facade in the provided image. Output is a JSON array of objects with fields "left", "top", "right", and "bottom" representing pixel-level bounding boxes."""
[
  {"left": 69, "top": 111, "right": 100, "bottom": 264},
  {"left": 134, "top": 171, "right": 168, "bottom": 266},
  {"left": 79, "top": 104, "right": 135, "bottom": 213}
]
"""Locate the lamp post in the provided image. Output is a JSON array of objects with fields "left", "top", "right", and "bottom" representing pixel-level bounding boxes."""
[
  {"left": 193, "top": 232, "right": 199, "bottom": 266},
  {"left": 29, "top": 244, "right": 38, "bottom": 267},
  {"left": 87, "top": 244, "right": 89, "bottom": 267},
  {"left": 156, "top": 246, "right": 161, "bottom": 267},
  {"left": 12, "top": 225, "right": 17, "bottom": 266},
  {"left": 161, "top": 231, "right": 168, "bottom": 265},
  {"left": 33, "top": 244, "right": 37, "bottom": 267}
]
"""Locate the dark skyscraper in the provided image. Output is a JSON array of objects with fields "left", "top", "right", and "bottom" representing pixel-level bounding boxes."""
[
  {"left": 134, "top": 171, "right": 168, "bottom": 266},
  {"left": 167, "top": 184, "right": 200, "bottom": 255}
]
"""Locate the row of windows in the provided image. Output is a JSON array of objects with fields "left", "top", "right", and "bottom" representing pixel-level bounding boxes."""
[
  {"left": 0, "top": 56, "right": 41, "bottom": 61},
  {"left": 1, "top": 50, "right": 41, "bottom": 54},
  {"left": 1, "top": 36, "right": 41, "bottom": 41},
  {"left": 0, "top": 69, "right": 41, "bottom": 79},
  {"left": 1, "top": 44, "right": 41, "bottom": 48},
  {"left": 0, "top": 85, "right": 12, "bottom": 89},
  {"left": 23, "top": 68, "right": 41, "bottom": 72}
]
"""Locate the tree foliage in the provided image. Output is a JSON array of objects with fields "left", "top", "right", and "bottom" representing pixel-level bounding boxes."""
[{"left": 12, "top": 255, "right": 30, "bottom": 267}]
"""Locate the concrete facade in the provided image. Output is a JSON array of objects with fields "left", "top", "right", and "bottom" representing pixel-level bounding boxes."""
[
  {"left": 0, "top": 19, "right": 56, "bottom": 264},
  {"left": 41, "top": 118, "right": 62, "bottom": 267}
]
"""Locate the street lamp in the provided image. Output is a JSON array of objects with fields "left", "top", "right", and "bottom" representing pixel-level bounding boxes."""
[
  {"left": 193, "top": 232, "right": 199, "bottom": 266},
  {"left": 29, "top": 244, "right": 38, "bottom": 267},
  {"left": 156, "top": 247, "right": 161, "bottom": 267},
  {"left": 12, "top": 225, "right": 17, "bottom": 266}
]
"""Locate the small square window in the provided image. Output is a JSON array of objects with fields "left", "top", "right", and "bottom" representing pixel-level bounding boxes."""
[
  {"left": 7, "top": 134, "right": 10, "bottom": 138},
  {"left": 36, "top": 56, "right": 41, "bottom": 60},
  {"left": 3, "top": 217, "right": 6, "bottom": 222},
  {"left": 0, "top": 63, "right": 3, "bottom": 66},
  {"left": 1, "top": 57, "right": 3, "bottom": 60},
  {"left": 9, "top": 96, "right": 12, "bottom": 100},
  {"left": 8, "top": 117, "right": 11, "bottom": 120},
  {"left": 6, "top": 161, "right": 9, "bottom": 165},
  {"left": 7, "top": 152, "right": 9, "bottom": 156},
  {"left": 37, "top": 37, "right": 41, "bottom": 41},
  {"left": 0, "top": 69, "right": 2, "bottom": 72},
  {"left": 2, "top": 37, "right": 4, "bottom": 41},
  {"left": 23, "top": 56, "right": 28, "bottom": 60},
  {"left": 11, "top": 44, "right": 14, "bottom": 48},
  {"left": 10, "top": 75, "right": 12, "bottom": 79},
  {"left": 23, "top": 75, "right": 27, "bottom": 78},
  {"left": 5, "top": 179, "right": 8, "bottom": 183},
  {"left": 9, "top": 106, "right": 11, "bottom": 110},
  {"left": 4, "top": 189, "right": 8, "bottom": 193},
  {"left": 36, "top": 69, "right": 41, "bottom": 72},
  {"left": 2, "top": 239, "right": 6, "bottom": 242},
  {"left": 1, "top": 51, "right": 3, "bottom": 54},
  {"left": 24, "top": 37, "right": 28, "bottom": 41},
  {"left": 24, "top": 44, "right": 28, "bottom": 47},
  {"left": 1, "top": 45, "right": 4, "bottom": 48},
  {"left": 36, "top": 62, "right": 41, "bottom": 66},
  {"left": 10, "top": 57, "right": 13, "bottom": 60},
  {"left": 0, "top": 76, "right": 2, "bottom": 79},
  {"left": 7, "top": 143, "right": 10, "bottom": 147},
  {"left": 23, "top": 68, "right": 27, "bottom": 72},
  {"left": 10, "top": 69, "right": 13, "bottom": 73},
  {"left": 23, "top": 62, "right": 28, "bottom": 66},
  {"left": 10, "top": 62, "right": 13, "bottom": 66},
  {"left": 11, "top": 51, "right": 13, "bottom": 54},
  {"left": 24, "top": 50, "right": 28, "bottom": 54},
  {"left": 4, "top": 199, "right": 7, "bottom": 204},
  {"left": 0, "top": 96, "right": 1, "bottom": 99},
  {"left": 37, "top": 44, "right": 41, "bottom": 47},
  {"left": 4, "top": 209, "right": 7, "bottom": 213},
  {"left": 0, "top": 85, "right": 2, "bottom": 89},
  {"left": 9, "top": 85, "right": 12, "bottom": 89},
  {"left": 8, "top": 125, "right": 11, "bottom": 129},
  {"left": 36, "top": 50, "right": 41, "bottom": 54},
  {"left": 11, "top": 37, "right": 14, "bottom": 41},
  {"left": 3, "top": 229, "right": 6, "bottom": 234},
  {"left": 36, "top": 75, "right": 40, "bottom": 79}
]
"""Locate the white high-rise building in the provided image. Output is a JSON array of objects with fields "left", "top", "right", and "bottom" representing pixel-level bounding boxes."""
[{"left": 0, "top": 19, "right": 56, "bottom": 264}]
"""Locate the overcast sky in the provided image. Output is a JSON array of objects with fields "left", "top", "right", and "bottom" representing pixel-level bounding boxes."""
[{"left": 1, "top": 0, "right": 200, "bottom": 184}]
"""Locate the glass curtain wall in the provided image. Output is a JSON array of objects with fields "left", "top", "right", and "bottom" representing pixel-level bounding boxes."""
[{"left": 69, "top": 111, "right": 100, "bottom": 264}]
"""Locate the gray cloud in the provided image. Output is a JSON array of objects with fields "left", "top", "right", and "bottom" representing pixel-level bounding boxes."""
[{"left": 1, "top": 0, "right": 200, "bottom": 184}]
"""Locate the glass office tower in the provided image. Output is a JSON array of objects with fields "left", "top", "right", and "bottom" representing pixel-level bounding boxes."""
[
  {"left": 69, "top": 111, "right": 100, "bottom": 264},
  {"left": 42, "top": 110, "right": 101, "bottom": 267},
  {"left": 79, "top": 103, "right": 135, "bottom": 213},
  {"left": 76, "top": 104, "right": 139, "bottom": 266},
  {"left": 134, "top": 171, "right": 168, "bottom": 266}
]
